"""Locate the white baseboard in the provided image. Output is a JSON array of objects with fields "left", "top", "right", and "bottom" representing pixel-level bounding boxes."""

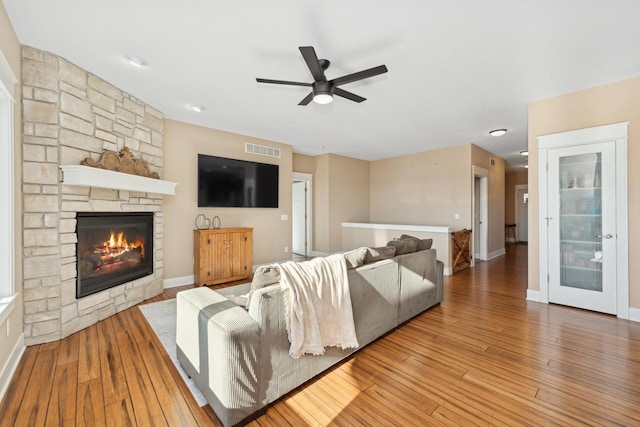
[
  {"left": 164, "top": 275, "right": 194, "bottom": 289},
  {"left": 310, "top": 251, "right": 329, "bottom": 257},
  {"left": 487, "top": 248, "right": 506, "bottom": 260},
  {"left": 628, "top": 307, "right": 640, "bottom": 323},
  {"left": 526, "top": 289, "right": 542, "bottom": 302},
  {"left": 0, "top": 333, "right": 25, "bottom": 403},
  {"left": 443, "top": 267, "right": 452, "bottom": 276}
]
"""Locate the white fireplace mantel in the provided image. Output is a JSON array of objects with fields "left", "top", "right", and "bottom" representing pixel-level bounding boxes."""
[{"left": 60, "top": 165, "right": 177, "bottom": 195}]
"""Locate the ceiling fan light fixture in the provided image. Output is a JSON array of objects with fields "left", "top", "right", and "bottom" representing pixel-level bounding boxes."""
[
  {"left": 489, "top": 128, "right": 507, "bottom": 137},
  {"left": 313, "top": 93, "right": 333, "bottom": 104}
]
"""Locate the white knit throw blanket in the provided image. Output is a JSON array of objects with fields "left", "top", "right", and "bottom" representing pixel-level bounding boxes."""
[{"left": 279, "top": 254, "right": 359, "bottom": 358}]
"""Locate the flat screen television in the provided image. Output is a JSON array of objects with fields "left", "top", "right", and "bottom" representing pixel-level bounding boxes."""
[{"left": 198, "top": 154, "right": 279, "bottom": 208}]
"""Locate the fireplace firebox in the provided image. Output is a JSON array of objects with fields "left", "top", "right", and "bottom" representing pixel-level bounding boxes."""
[{"left": 76, "top": 212, "right": 154, "bottom": 298}]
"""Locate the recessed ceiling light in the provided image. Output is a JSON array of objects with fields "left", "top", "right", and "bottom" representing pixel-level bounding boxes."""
[
  {"left": 123, "top": 56, "right": 148, "bottom": 67},
  {"left": 520, "top": 150, "right": 529, "bottom": 156},
  {"left": 189, "top": 105, "right": 205, "bottom": 113},
  {"left": 489, "top": 129, "right": 507, "bottom": 137}
]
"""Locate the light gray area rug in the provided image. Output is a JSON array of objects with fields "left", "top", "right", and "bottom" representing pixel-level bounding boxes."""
[{"left": 138, "top": 283, "right": 252, "bottom": 407}]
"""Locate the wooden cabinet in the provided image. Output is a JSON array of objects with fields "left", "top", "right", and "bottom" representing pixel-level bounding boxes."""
[{"left": 194, "top": 228, "right": 253, "bottom": 286}]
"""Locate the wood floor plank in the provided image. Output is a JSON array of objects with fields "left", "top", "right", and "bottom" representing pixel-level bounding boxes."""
[
  {"left": 45, "top": 362, "right": 78, "bottom": 427},
  {"left": 114, "top": 326, "right": 167, "bottom": 426},
  {"left": 104, "top": 397, "right": 137, "bottom": 427},
  {"left": 76, "top": 377, "right": 107, "bottom": 427},
  {"left": 13, "top": 343, "right": 59, "bottom": 426},
  {"left": 78, "top": 324, "right": 101, "bottom": 382},
  {"left": 97, "top": 317, "right": 129, "bottom": 405},
  {"left": 0, "top": 346, "right": 39, "bottom": 427}
]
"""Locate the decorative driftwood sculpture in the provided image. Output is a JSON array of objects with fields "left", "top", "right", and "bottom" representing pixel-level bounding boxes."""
[{"left": 81, "top": 147, "right": 159, "bottom": 179}]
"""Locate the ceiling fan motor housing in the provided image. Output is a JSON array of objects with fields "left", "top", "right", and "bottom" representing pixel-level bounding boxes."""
[{"left": 313, "top": 80, "right": 334, "bottom": 97}]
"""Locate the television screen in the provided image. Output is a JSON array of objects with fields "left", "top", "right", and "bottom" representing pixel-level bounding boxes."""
[{"left": 198, "top": 154, "right": 279, "bottom": 208}]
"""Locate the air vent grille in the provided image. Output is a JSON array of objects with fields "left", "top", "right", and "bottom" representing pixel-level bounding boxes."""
[{"left": 245, "top": 143, "right": 281, "bottom": 158}]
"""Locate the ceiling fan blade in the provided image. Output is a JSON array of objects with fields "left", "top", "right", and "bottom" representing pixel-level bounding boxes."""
[
  {"left": 334, "top": 87, "right": 366, "bottom": 103},
  {"left": 298, "top": 92, "right": 314, "bottom": 106},
  {"left": 331, "top": 65, "right": 388, "bottom": 86},
  {"left": 256, "top": 78, "right": 311, "bottom": 87},
  {"left": 299, "top": 46, "right": 326, "bottom": 81}
]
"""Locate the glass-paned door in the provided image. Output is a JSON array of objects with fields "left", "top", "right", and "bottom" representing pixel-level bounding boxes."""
[{"left": 547, "top": 141, "right": 616, "bottom": 314}]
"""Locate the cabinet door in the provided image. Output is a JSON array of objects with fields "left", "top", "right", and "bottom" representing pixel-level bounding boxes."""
[
  {"left": 210, "top": 232, "right": 230, "bottom": 281},
  {"left": 228, "top": 231, "right": 248, "bottom": 278},
  {"left": 547, "top": 141, "right": 616, "bottom": 314}
]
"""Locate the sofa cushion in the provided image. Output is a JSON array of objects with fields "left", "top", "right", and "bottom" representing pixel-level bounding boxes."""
[
  {"left": 387, "top": 238, "right": 418, "bottom": 255},
  {"left": 364, "top": 246, "right": 397, "bottom": 264},
  {"left": 400, "top": 234, "right": 433, "bottom": 251},
  {"left": 246, "top": 265, "right": 281, "bottom": 308},
  {"left": 343, "top": 247, "right": 368, "bottom": 269}
]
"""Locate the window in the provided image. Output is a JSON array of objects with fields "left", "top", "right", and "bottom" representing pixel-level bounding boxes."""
[{"left": 0, "top": 50, "right": 17, "bottom": 323}]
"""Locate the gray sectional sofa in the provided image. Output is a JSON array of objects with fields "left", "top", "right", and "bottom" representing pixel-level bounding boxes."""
[{"left": 176, "top": 247, "right": 444, "bottom": 426}]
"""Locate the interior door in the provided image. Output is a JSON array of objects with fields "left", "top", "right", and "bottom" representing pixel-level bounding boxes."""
[
  {"left": 292, "top": 181, "right": 307, "bottom": 255},
  {"left": 547, "top": 141, "right": 616, "bottom": 314}
]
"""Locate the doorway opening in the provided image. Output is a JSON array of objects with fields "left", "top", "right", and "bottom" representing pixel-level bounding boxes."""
[
  {"left": 292, "top": 172, "right": 313, "bottom": 257},
  {"left": 515, "top": 184, "right": 528, "bottom": 243},
  {"left": 472, "top": 165, "right": 488, "bottom": 264}
]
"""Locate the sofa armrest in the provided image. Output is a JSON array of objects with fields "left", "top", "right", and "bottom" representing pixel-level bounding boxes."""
[
  {"left": 176, "top": 287, "right": 261, "bottom": 427},
  {"left": 436, "top": 260, "right": 444, "bottom": 303}
]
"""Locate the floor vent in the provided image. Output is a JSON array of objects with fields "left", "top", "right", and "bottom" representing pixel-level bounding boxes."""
[{"left": 245, "top": 143, "right": 281, "bottom": 158}]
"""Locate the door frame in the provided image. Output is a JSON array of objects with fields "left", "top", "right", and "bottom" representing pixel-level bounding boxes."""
[
  {"left": 292, "top": 172, "right": 313, "bottom": 256},
  {"left": 537, "top": 122, "right": 629, "bottom": 319},
  {"left": 471, "top": 165, "right": 488, "bottom": 264},
  {"left": 514, "top": 184, "right": 528, "bottom": 243}
]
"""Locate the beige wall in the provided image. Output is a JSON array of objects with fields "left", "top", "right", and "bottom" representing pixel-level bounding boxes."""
[
  {"left": 293, "top": 153, "right": 370, "bottom": 254},
  {"left": 370, "top": 144, "right": 472, "bottom": 228},
  {"left": 470, "top": 144, "right": 506, "bottom": 255},
  {"left": 163, "top": 119, "right": 293, "bottom": 279},
  {"left": 0, "top": 0, "right": 24, "bottom": 391},
  {"left": 528, "top": 75, "right": 640, "bottom": 310},
  {"left": 505, "top": 170, "right": 528, "bottom": 224}
]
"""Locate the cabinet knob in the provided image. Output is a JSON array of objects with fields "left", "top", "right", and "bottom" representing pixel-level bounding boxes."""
[
  {"left": 230, "top": 240, "right": 234, "bottom": 244},
  {"left": 224, "top": 240, "right": 228, "bottom": 244}
]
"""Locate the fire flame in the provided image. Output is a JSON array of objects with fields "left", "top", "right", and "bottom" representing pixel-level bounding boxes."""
[{"left": 99, "top": 230, "right": 145, "bottom": 259}]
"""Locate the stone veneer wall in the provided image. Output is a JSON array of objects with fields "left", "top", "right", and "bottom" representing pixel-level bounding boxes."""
[{"left": 21, "top": 46, "right": 165, "bottom": 345}]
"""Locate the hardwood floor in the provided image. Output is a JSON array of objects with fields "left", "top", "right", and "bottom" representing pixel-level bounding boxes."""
[{"left": 2, "top": 245, "right": 640, "bottom": 426}]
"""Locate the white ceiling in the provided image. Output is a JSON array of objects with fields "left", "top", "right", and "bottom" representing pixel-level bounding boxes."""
[{"left": 6, "top": 1, "right": 640, "bottom": 167}]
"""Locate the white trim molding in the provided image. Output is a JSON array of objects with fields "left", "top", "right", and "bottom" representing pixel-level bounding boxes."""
[
  {"left": 526, "top": 289, "right": 541, "bottom": 302},
  {"left": 628, "top": 307, "right": 640, "bottom": 323},
  {"left": 164, "top": 275, "right": 194, "bottom": 289},
  {"left": 0, "top": 333, "right": 25, "bottom": 402},
  {"left": 487, "top": 248, "right": 506, "bottom": 260},
  {"left": 60, "top": 165, "right": 178, "bottom": 195}
]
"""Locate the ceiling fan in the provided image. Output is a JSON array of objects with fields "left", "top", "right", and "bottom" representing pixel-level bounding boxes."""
[{"left": 256, "top": 46, "right": 388, "bottom": 106}]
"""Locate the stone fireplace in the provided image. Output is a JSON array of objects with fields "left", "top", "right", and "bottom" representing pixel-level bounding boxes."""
[{"left": 21, "top": 46, "right": 166, "bottom": 344}]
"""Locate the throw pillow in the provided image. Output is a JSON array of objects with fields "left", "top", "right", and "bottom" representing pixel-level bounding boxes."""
[
  {"left": 400, "top": 234, "right": 433, "bottom": 251},
  {"left": 246, "top": 265, "right": 281, "bottom": 308},
  {"left": 387, "top": 238, "right": 418, "bottom": 255},
  {"left": 343, "top": 247, "right": 368, "bottom": 269},
  {"left": 363, "top": 246, "right": 397, "bottom": 264}
]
